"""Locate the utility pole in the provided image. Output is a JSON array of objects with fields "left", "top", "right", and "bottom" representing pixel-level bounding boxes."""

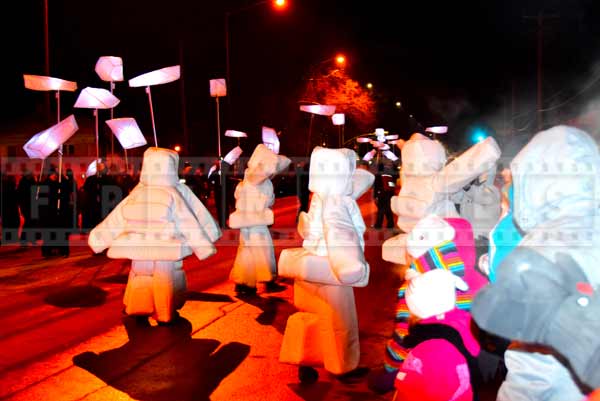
[
  {"left": 524, "top": 11, "right": 559, "bottom": 131},
  {"left": 43, "top": 0, "right": 51, "bottom": 121}
]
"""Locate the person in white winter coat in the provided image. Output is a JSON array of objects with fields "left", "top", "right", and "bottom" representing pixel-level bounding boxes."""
[
  {"left": 228, "top": 144, "right": 291, "bottom": 295},
  {"left": 382, "top": 133, "right": 501, "bottom": 265},
  {"left": 484, "top": 125, "right": 600, "bottom": 401},
  {"left": 88, "top": 147, "right": 221, "bottom": 323},
  {"left": 278, "top": 147, "right": 374, "bottom": 382}
]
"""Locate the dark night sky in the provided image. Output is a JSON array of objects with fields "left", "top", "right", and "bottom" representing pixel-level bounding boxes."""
[{"left": 4, "top": 0, "right": 600, "bottom": 156}]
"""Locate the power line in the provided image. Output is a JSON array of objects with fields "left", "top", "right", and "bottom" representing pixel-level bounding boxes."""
[{"left": 538, "top": 72, "right": 600, "bottom": 112}]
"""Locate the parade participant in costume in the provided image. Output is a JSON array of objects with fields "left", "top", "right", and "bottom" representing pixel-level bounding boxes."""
[
  {"left": 278, "top": 147, "right": 374, "bottom": 382},
  {"left": 473, "top": 249, "right": 600, "bottom": 396},
  {"left": 382, "top": 133, "right": 501, "bottom": 265},
  {"left": 228, "top": 144, "right": 291, "bottom": 295},
  {"left": 89, "top": 147, "right": 221, "bottom": 324},
  {"left": 393, "top": 268, "right": 480, "bottom": 401},
  {"left": 472, "top": 125, "right": 600, "bottom": 401},
  {"left": 371, "top": 214, "right": 487, "bottom": 393},
  {"left": 373, "top": 161, "right": 397, "bottom": 229}
]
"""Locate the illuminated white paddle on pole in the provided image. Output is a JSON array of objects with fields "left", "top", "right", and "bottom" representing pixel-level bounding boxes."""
[
  {"left": 332, "top": 113, "right": 345, "bottom": 147},
  {"left": 262, "top": 126, "right": 280, "bottom": 154},
  {"left": 23, "top": 115, "right": 79, "bottom": 201},
  {"left": 105, "top": 117, "right": 147, "bottom": 172},
  {"left": 299, "top": 104, "right": 336, "bottom": 154},
  {"left": 23, "top": 74, "right": 78, "bottom": 197},
  {"left": 74, "top": 87, "right": 120, "bottom": 174},
  {"left": 129, "top": 65, "right": 180, "bottom": 148},
  {"left": 95, "top": 56, "right": 124, "bottom": 164},
  {"left": 210, "top": 78, "right": 227, "bottom": 159}
]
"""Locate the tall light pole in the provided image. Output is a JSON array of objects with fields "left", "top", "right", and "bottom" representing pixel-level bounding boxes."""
[
  {"left": 225, "top": 0, "right": 287, "bottom": 119},
  {"left": 43, "top": 0, "right": 51, "bottom": 120}
]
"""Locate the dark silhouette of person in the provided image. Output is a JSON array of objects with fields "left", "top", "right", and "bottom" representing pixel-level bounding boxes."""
[
  {"left": 81, "top": 163, "right": 120, "bottom": 232},
  {"left": 74, "top": 316, "right": 250, "bottom": 401},
  {"left": 1, "top": 172, "right": 20, "bottom": 244},
  {"left": 208, "top": 160, "right": 233, "bottom": 228},
  {"left": 295, "top": 160, "right": 310, "bottom": 220},
  {"left": 373, "top": 161, "right": 396, "bottom": 229},
  {"left": 17, "top": 169, "right": 38, "bottom": 245},
  {"left": 56, "top": 168, "right": 77, "bottom": 257},
  {"left": 39, "top": 168, "right": 61, "bottom": 257}
]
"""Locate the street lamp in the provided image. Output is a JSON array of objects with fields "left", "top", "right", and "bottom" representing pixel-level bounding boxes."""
[
  {"left": 366, "top": 82, "right": 373, "bottom": 90},
  {"left": 225, "top": 0, "right": 287, "bottom": 118}
]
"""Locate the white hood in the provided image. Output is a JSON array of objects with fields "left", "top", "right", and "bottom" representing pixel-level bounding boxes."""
[
  {"left": 245, "top": 144, "right": 291, "bottom": 185},
  {"left": 511, "top": 125, "right": 600, "bottom": 232},
  {"left": 308, "top": 147, "right": 356, "bottom": 196},
  {"left": 401, "top": 133, "right": 447, "bottom": 176},
  {"left": 140, "top": 147, "right": 180, "bottom": 187}
]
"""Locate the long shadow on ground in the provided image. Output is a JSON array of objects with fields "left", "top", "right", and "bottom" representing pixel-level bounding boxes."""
[
  {"left": 235, "top": 294, "right": 296, "bottom": 334},
  {"left": 74, "top": 316, "right": 250, "bottom": 401}
]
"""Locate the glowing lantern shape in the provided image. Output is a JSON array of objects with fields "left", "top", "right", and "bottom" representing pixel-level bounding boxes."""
[
  {"left": 356, "top": 137, "right": 371, "bottom": 144},
  {"left": 86, "top": 159, "right": 103, "bottom": 178},
  {"left": 262, "top": 126, "right": 280, "bottom": 154},
  {"left": 425, "top": 126, "right": 448, "bottom": 134},
  {"left": 223, "top": 146, "right": 243, "bottom": 165},
  {"left": 106, "top": 118, "right": 147, "bottom": 150},
  {"left": 74, "top": 87, "right": 120, "bottom": 109},
  {"left": 95, "top": 56, "right": 124, "bottom": 82},
  {"left": 128, "top": 65, "right": 180, "bottom": 87},
  {"left": 23, "top": 115, "right": 78, "bottom": 160},
  {"left": 385, "top": 134, "right": 399, "bottom": 140},
  {"left": 362, "top": 149, "right": 377, "bottom": 161},
  {"left": 375, "top": 128, "right": 386, "bottom": 136},
  {"left": 380, "top": 144, "right": 391, "bottom": 151},
  {"left": 370, "top": 141, "right": 385, "bottom": 148},
  {"left": 224, "top": 130, "right": 248, "bottom": 138},
  {"left": 210, "top": 79, "right": 227, "bottom": 97},
  {"left": 128, "top": 65, "right": 180, "bottom": 148},
  {"left": 23, "top": 75, "right": 77, "bottom": 92},
  {"left": 383, "top": 150, "right": 399, "bottom": 161},
  {"left": 74, "top": 88, "right": 120, "bottom": 174},
  {"left": 299, "top": 104, "right": 337, "bottom": 116},
  {"left": 332, "top": 113, "right": 345, "bottom": 126}
]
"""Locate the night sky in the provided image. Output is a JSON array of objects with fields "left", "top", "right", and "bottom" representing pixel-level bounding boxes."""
[{"left": 4, "top": 0, "right": 600, "bottom": 156}]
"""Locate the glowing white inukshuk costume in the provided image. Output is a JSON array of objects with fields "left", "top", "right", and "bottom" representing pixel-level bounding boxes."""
[
  {"left": 89, "top": 147, "right": 221, "bottom": 323},
  {"left": 278, "top": 147, "right": 374, "bottom": 376},
  {"left": 383, "top": 133, "right": 501, "bottom": 264},
  {"left": 228, "top": 144, "right": 291, "bottom": 292}
]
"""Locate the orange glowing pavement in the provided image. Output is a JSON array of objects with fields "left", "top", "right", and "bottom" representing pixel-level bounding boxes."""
[{"left": 0, "top": 194, "right": 402, "bottom": 401}]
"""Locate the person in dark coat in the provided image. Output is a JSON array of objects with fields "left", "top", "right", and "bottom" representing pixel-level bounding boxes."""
[
  {"left": 373, "top": 161, "right": 397, "bottom": 229},
  {"left": 1, "top": 172, "right": 20, "bottom": 244},
  {"left": 81, "top": 163, "right": 120, "bottom": 232},
  {"left": 57, "top": 168, "right": 77, "bottom": 257},
  {"left": 295, "top": 160, "right": 310, "bottom": 220},
  {"left": 17, "top": 169, "right": 38, "bottom": 245},
  {"left": 39, "top": 169, "right": 61, "bottom": 257}
]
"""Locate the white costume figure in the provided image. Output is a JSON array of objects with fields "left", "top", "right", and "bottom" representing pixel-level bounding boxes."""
[
  {"left": 228, "top": 144, "right": 291, "bottom": 293},
  {"left": 89, "top": 148, "right": 221, "bottom": 323},
  {"left": 494, "top": 126, "right": 600, "bottom": 401},
  {"left": 382, "top": 133, "right": 501, "bottom": 264},
  {"left": 278, "top": 147, "right": 374, "bottom": 380}
]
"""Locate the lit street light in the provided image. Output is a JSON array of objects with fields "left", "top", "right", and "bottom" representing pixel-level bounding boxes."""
[
  {"left": 366, "top": 82, "right": 373, "bottom": 89},
  {"left": 395, "top": 101, "right": 402, "bottom": 108},
  {"left": 335, "top": 54, "right": 346, "bottom": 66}
]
